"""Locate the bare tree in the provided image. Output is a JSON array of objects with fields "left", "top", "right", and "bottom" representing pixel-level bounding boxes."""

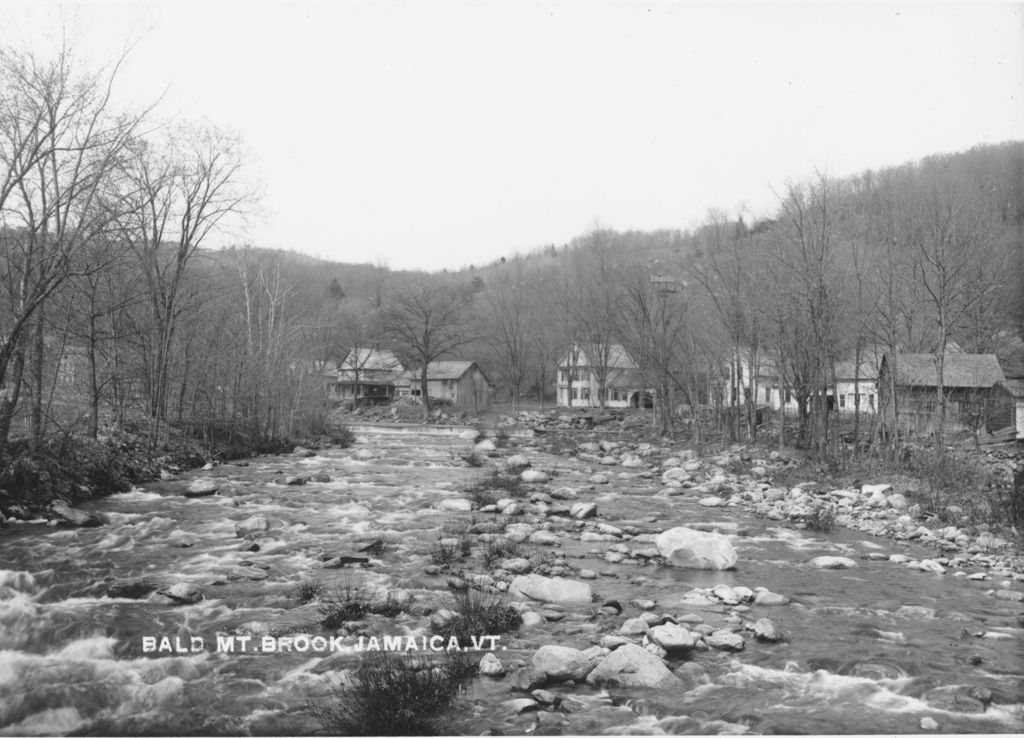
[
  {"left": 901, "top": 165, "right": 1008, "bottom": 455},
  {"left": 380, "top": 277, "right": 474, "bottom": 420},
  {"left": 0, "top": 42, "right": 145, "bottom": 448},
  {"left": 116, "top": 123, "right": 251, "bottom": 446}
]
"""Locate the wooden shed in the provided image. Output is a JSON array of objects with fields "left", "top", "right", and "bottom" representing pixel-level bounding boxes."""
[{"left": 878, "top": 353, "right": 1007, "bottom": 436}]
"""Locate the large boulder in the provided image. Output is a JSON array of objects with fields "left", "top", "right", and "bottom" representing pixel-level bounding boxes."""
[
  {"left": 184, "top": 478, "right": 219, "bottom": 497},
  {"left": 531, "top": 645, "right": 598, "bottom": 682},
  {"left": 521, "top": 470, "right": 549, "bottom": 484},
  {"left": 585, "top": 643, "right": 678, "bottom": 689},
  {"left": 436, "top": 498, "right": 473, "bottom": 512},
  {"left": 51, "top": 501, "right": 107, "bottom": 527},
  {"left": 647, "top": 623, "right": 698, "bottom": 653},
  {"left": 234, "top": 515, "right": 269, "bottom": 538},
  {"left": 508, "top": 574, "right": 592, "bottom": 605},
  {"left": 159, "top": 582, "right": 203, "bottom": 604},
  {"left": 809, "top": 556, "right": 858, "bottom": 569},
  {"left": 655, "top": 527, "right": 737, "bottom": 570}
]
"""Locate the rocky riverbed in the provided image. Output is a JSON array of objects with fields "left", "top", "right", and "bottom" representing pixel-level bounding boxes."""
[{"left": 0, "top": 429, "right": 1021, "bottom": 735}]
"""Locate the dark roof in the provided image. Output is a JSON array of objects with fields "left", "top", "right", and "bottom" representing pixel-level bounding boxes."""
[
  {"left": 397, "top": 361, "right": 485, "bottom": 383},
  {"left": 606, "top": 367, "right": 648, "bottom": 389},
  {"left": 997, "top": 379, "right": 1024, "bottom": 399},
  {"left": 887, "top": 353, "right": 1006, "bottom": 388},
  {"left": 341, "top": 348, "right": 403, "bottom": 372}
]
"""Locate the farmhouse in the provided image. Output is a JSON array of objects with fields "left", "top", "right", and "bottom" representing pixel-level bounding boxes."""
[
  {"left": 724, "top": 349, "right": 882, "bottom": 414},
  {"left": 395, "top": 361, "right": 491, "bottom": 411},
  {"left": 326, "top": 348, "right": 404, "bottom": 405},
  {"left": 877, "top": 352, "right": 1007, "bottom": 436},
  {"left": 556, "top": 343, "right": 653, "bottom": 408}
]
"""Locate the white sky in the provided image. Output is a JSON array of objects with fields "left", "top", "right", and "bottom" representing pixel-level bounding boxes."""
[{"left": 2, "top": 2, "right": 1023, "bottom": 271}]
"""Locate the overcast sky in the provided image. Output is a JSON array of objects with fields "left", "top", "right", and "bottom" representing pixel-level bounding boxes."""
[{"left": 2, "top": 2, "right": 1022, "bottom": 271}]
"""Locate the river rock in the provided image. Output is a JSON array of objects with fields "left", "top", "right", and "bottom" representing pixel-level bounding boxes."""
[
  {"left": 698, "top": 496, "right": 727, "bottom": 507},
  {"left": 184, "top": 479, "right": 219, "bottom": 497},
  {"left": 647, "top": 623, "right": 698, "bottom": 652},
  {"left": 809, "top": 556, "right": 858, "bottom": 569},
  {"left": 478, "top": 652, "right": 506, "bottom": 676},
  {"left": 753, "top": 618, "right": 783, "bottom": 642},
  {"left": 108, "top": 577, "right": 163, "bottom": 599},
  {"left": 293, "top": 446, "right": 316, "bottom": 457},
  {"left": 310, "top": 472, "right": 332, "bottom": 483},
  {"left": 585, "top": 643, "right": 678, "bottom": 689},
  {"left": 661, "top": 467, "right": 691, "bottom": 485},
  {"left": 459, "top": 429, "right": 480, "bottom": 441},
  {"left": 509, "top": 574, "right": 592, "bottom": 605},
  {"left": 711, "top": 584, "right": 741, "bottom": 605},
  {"left": 620, "top": 617, "right": 650, "bottom": 635},
  {"left": 436, "top": 498, "right": 473, "bottom": 512},
  {"left": 528, "top": 530, "right": 560, "bottom": 545},
  {"left": 655, "top": 527, "right": 737, "bottom": 570},
  {"left": 506, "top": 454, "right": 530, "bottom": 469},
  {"left": 532, "top": 645, "right": 598, "bottom": 682},
  {"left": 159, "top": 582, "right": 203, "bottom": 604},
  {"left": 51, "top": 502, "right": 107, "bottom": 527},
  {"left": 753, "top": 587, "right": 791, "bottom": 606},
  {"left": 570, "top": 502, "right": 598, "bottom": 519},
  {"left": 521, "top": 470, "right": 549, "bottom": 483},
  {"left": 234, "top": 515, "right": 269, "bottom": 538},
  {"left": 705, "top": 629, "right": 744, "bottom": 651},
  {"left": 505, "top": 697, "right": 539, "bottom": 714},
  {"left": 917, "top": 559, "right": 946, "bottom": 574},
  {"left": 353, "top": 448, "right": 376, "bottom": 460}
]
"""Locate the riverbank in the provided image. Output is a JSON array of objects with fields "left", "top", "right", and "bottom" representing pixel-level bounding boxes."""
[{"left": 0, "top": 424, "right": 354, "bottom": 525}]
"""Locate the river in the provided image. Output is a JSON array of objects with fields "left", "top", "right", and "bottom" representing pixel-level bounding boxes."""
[{"left": 1, "top": 430, "right": 1021, "bottom": 735}]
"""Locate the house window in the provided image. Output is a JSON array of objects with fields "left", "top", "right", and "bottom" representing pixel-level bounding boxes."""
[
  {"left": 574, "top": 368, "right": 586, "bottom": 382},
  {"left": 839, "top": 394, "right": 846, "bottom": 409},
  {"left": 581, "top": 387, "right": 590, "bottom": 401},
  {"left": 869, "top": 394, "right": 875, "bottom": 410},
  {"left": 559, "top": 370, "right": 569, "bottom": 383},
  {"left": 785, "top": 389, "right": 792, "bottom": 404},
  {"left": 764, "top": 387, "right": 771, "bottom": 403},
  {"left": 572, "top": 387, "right": 579, "bottom": 401}
]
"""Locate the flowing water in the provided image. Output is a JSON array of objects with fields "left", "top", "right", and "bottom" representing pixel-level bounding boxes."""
[{"left": 1, "top": 431, "right": 1022, "bottom": 735}]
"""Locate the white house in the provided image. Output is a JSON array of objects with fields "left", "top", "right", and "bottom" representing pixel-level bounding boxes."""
[
  {"left": 723, "top": 349, "right": 881, "bottom": 414},
  {"left": 325, "top": 348, "right": 404, "bottom": 405},
  {"left": 556, "top": 343, "right": 653, "bottom": 408}
]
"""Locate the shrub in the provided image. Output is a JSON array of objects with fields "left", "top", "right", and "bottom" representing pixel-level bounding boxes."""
[
  {"left": 318, "top": 577, "right": 370, "bottom": 629},
  {"left": 481, "top": 536, "right": 521, "bottom": 568},
  {"left": 462, "top": 470, "right": 524, "bottom": 508},
  {"left": 432, "top": 589, "right": 521, "bottom": 643},
  {"left": 429, "top": 539, "right": 463, "bottom": 567},
  {"left": 803, "top": 504, "right": 836, "bottom": 533},
  {"left": 440, "top": 518, "right": 474, "bottom": 556},
  {"left": 331, "top": 426, "right": 356, "bottom": 449},
  {"left": 312, "top": 650, "right": 473, "bottom": 736},
  {"left": 292, "top": 579, "right": 324, "bottom": 605},
  {"left": 459, "top": 450, "right": 485, "bottom": 467}
]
